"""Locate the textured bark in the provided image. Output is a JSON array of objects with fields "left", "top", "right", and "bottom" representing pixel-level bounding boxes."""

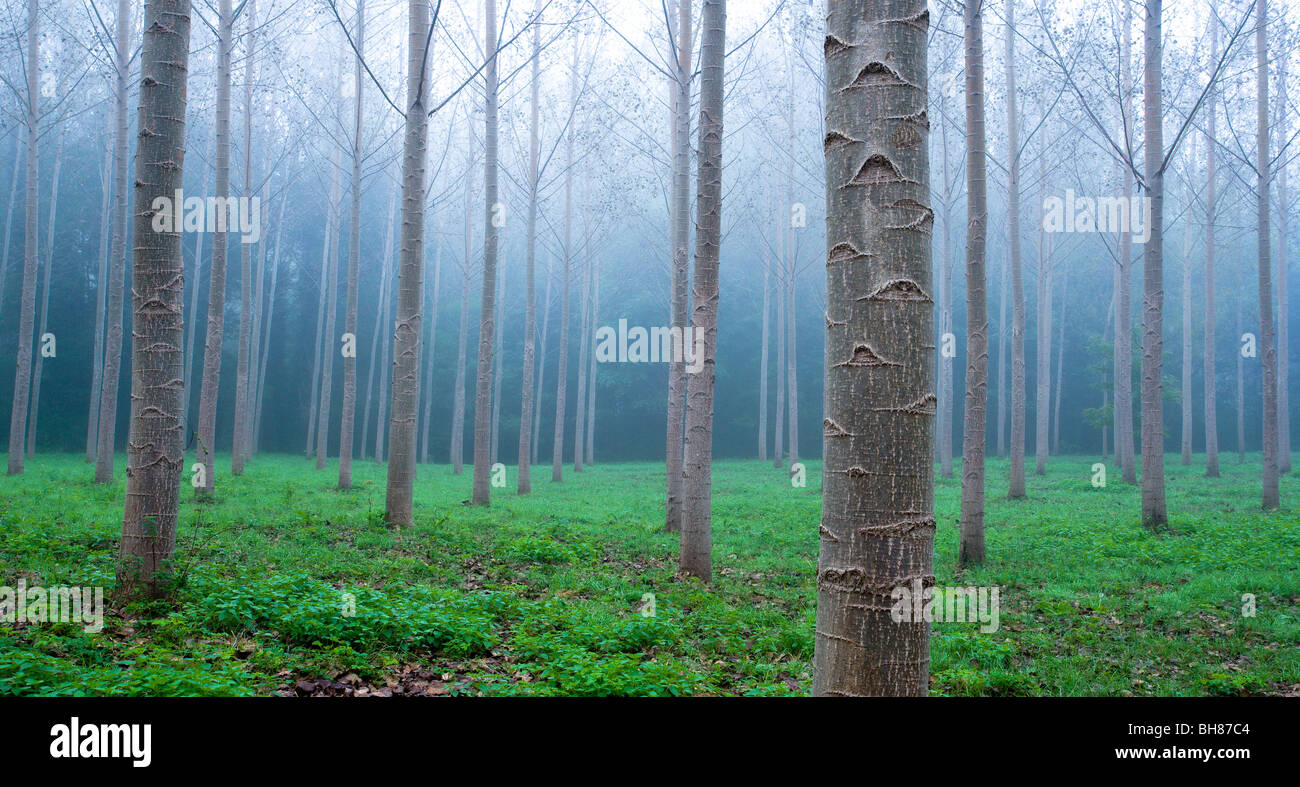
[
  {"left": 339, "top": 0, "right": 366, "bottom": 490},
  {"left": 1116, "top": 3, "right": 1137, "bottom": 484},
  {"left": 471, "top": 0, "right": 500, "bottom": 505},
  {"left": 7, "top": 0, "right": 39, "bottom": 476},
  {"left": 1255, "top": 0, "right": 1279, "bottom": 509},
  {"left": 1204, "top": 19, "right": 1220, "bottom": 477},
  {"left": 194, "top": 0, "right": 234, "bottom": 496},
  {"left": 419, "top": 224, "right": 442, "bottom": 463},
  {"left": 1139, "top": 0, "right": 1168, "bottom": 528},
  {"left": 87, "top": 144, "right": 112, "bottom": 461},
  {"left": 517, "top": 0, "right": 542, "bottom": 493},
  {"left": 959, "top": 0, "right": 989, "bottom": 566},
  {"left": 363, "top": 189, "right": 396, "bottom": 460},
  {"left": 232, "top": 0, "right": 257, "bottom": 477},
  {"left": 28, "top": 121, "right": 64, "bottom": 458},
  {"left": 383, "top": 0, "right": 431, "bottom": 527},
  {"left": 665, "top": 0, "right": 691, "bottom": 527},
  {"left": 1006, "top": 0, "right": 1026, "bottom": 497},
  {"left": 679, "top": 0, "right": 723, "bottom": 582},
  {"left": 815, "top": 0, "right": 933, "bottom": 697},
  {"left": 116, "top": 0, "right": 192, "bottom": 600}
]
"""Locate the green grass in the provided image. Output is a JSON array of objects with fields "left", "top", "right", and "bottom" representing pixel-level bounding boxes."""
[{"left": 0, "top": 450, "right": 1296, "bottom": 696}]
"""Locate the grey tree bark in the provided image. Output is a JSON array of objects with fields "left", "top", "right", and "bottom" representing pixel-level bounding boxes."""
[
  {"left": 1255, "top": 0, "right": 1279, "bottom": 509},
  {"left": 116, "top": 0, "right": 192, "bottom": 600},
  {"left": 959, "top": 0, "right": 989, "bottom": 566},
  {"left": 1139, "top": 0, "right": 1168, "bottom": 528},
  {"left": 1116, "top": 3, "right": 1137, "bottom": 485},
  {"left": 1006, "top": 0, "right": 1026, "bottom": 497},
  {"left": 517, "top": 0, "right": 543, "bottom": 493},
  {"left": 1277, "top": 51, "right": 1291, "bottom": 475},
  {"left": 383, "top": 0, "right": 432, "bottom": 527},
  {"left": 7, "top": 0, "right": 39, "bottom": 476},
  {"left": 1204, "top": 19, "right": 1220, "bottom": 477},
  {"left": 471, "top": 0, "right": 501, "bottom": 505},
  {"left": 28, "top": 120, "right": 65, "bottom": 458},
  {"left": 339, "top": 0, "right": 366, "bottom": 490},
  {"left": 87, "top": 144, "right": 112, "bottom": 461},
  {"left": 815, "top": 0, "right": 933, "bottom": 696},
  {"left": 552, "top": 43, "right": 578, "bottom": 484},
  {"left": 665, "top": 0, "right": 691, "bottom": 527},
  {"left": 363, "top": 188, "right": 396, "bottom": 460},
  {"left": 315, "top": 143, "right": 343, "bottom": 470},
  {"left": 232, "top": 0, "right": 258, "bottom": 477},
  {"left": 419, "top": 224, "right": 442, "bottom": 463}
]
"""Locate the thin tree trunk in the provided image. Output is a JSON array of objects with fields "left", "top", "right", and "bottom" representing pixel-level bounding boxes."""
[
  {"left": 28, "top": 121, "right": 64, "bottom": 457},
  {"left": 1116, "top": 3, "right": 1137, "bottom": 484},
  {"left": 1237, "top": 274, "right": 1246, "bottom": 461},
  {"left": 1255, "top": 0, "right": 1279, "bottom": 509},
  {"left": 680, "top": 0, "right": 723, "bottom": 582},
  {"left": 665, "top": 0, "right": 691, "bottom": 527},
  {"left": 375, "top": 201, "right": 397, "bottom": 464},
  {"left": 93, "top": 0, "right": 131, "bottom": 484},
  {"left": 316, "top": 143, "right": 342, "bottom": 471},
  {"left": 758, "top": 220, "right": 770, "bottom": 461},
  {"left": 471, "top": 0, "right": 501, "bottom": 505},
  {"left": 1204, "top": 18, "right": 1220, "bottom": 477},
  {"left": 585, "top": 260, "right": 598, "bottom": 466},
  {"left": 940, "top": 108, "right": 954, "bottom": 478},
  {"left": 116, "top": 0, "right": 192, "bottom": 600},
  {"left": 193, "top": 0, "right": 234, "bottom": 495},
  {"left": 232, "top": 0, "right": 258, "bottom": 477},
  {"left": 959, "top": 0, "right": 989, "bottom": 566},
  {"left": 1139, "top": 0, "right": 1168, "bottom": 528},
  {"left": 1007, "top": 0, "right": 1026, "bottom": 497},
  {"left": 0, "top": 134, "right": 21, "bottom": 332},
  {"left": 6, "top": 0, "right": 39, "bottom": 476},
  {"left": 785, "top": 261, "right": 799, "bottom": 473},
  {"left": 87, "top": 143, "right": 112, "bottom": 461},
  {"left": 252, "top": 191, "right": 284, "bottom": 453},
  {"left": 1035, "top": 209, "right": 1050, "bottom": 475},
  {"left": 575, "top": 203, "right": 590, "bottom": 474},
  {"left": 183, "top": 141, "right": 212, "bottom": 437},
  {"left": 1181, "top": 163, "right": 1194, "bottom": 465},
  {"left": 420, "top": 224, "right": 442, "bottom": 463},
  {"left": 552, "top": 44, "right": 578, "bottom": 485},
  {"left": 815, "top": 0, "right": 933, "bottom": 696},
  {"left": 773, "top": 233, "right": 786, "bottom": 470},
  {"left": 1278, "top": 53, "right": 1291, "bottom": 475},
  {"left": 1052, "top": 269, "right": 1067, "bottom": 453},
  {"left": 339, "top": 0, "right": 365, "bottom": 489},
  {"left": 518, "top": 0, "right": 542, "bottom": 493},
  {"left": 450, "top": 254, "right": 470, "bottom": 472},
  {"left": 531, "top": 255, "right": 552, "bottom": 467},
  {"left": 362, "top": 189, "right": 396, "bottom": 460},
  {"left": 490, "top": 259, "right": 505, "bottom": 465}
]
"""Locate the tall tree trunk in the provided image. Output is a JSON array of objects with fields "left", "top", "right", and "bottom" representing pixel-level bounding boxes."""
[
  {"left": 471, "top": 0, "right": 501, "bottom": 505},
  {"left": 252, "top": 191, "right": 285, "bottom": 453},
  {"left": 362, "top": 189, "right": 396, "bottom": 460},
  {"left": 93, "top": 0, "right": 132, "bottom": 484},
  {"left": 1255, "top": 0, "right": 1279, "bottom": 509},
  {"left": 1116, "top": 3, "right": 1137, "bottom": 484},
  {"left": 1139, "top": 0, "right": 1168, "bottom": 528},
  {"left": 232, "top": 0, "right": 258, "bottom": 477},
  {"left": 959, "top": 0, "right": 989, "bottom": 566},
  {"left": 183, "top": 142, "right": 212, "bottom": 437},
  {"left": 28, "top": 121, "right": 65, "bottom": 457},
  {"left": 87, "top": 144, "right": 112, "bottom": 461},
  {"left": 194, "top": 0, "right": 234, "bottom": 496},
  {"left": 1035, "top": 216, "right": 1050, "bottom": 475},
  {"left": 773, "top": 235, "right": 786, "bottom": 469},
  {"left": 1237, "top": 275, "right": 1246, "bottom": 461},
  {"left": 518, "top": 0, "right": 543, "bottom": 493},
  {"left": 1181, "top": 160, "right": 1194, "bottom": 465},
  {"left": 585, "top": 261, "right": 598, "bottom": 466},
  {"left": 531, "top": 255, "right": 552, "bottom": 466},
  {"left": 758, "top": 221, "right": 770, "bottom": 461},
  {"left": 552, "top": 44, "right": 578, "bottom": 485},
  {"left": 339, "top": 0, "right": 366, "bottom": 489},
  {"left": 574, "top": 203, "right": 590, "bottom": 474},
  {"left": 1006, "top": 0, "right": 1026, "bottom": 497},
  {"left": 940, "top": 109, "right": 954, "bottom": 478},
  {"left": 374, "top": 201, "right": 397, "bottom": 464},
  {"left": 1204, "top": 18, "right": 1220, "bottom": 477},
  {"left": 785, "top": 261, "right": 799, "bottom": 472},
  {"left": 383, "top": 0, "right": 432, "bottom": 527},
  {"left": 679, "top": 0, "right": 723, "bottom": 582},
  {"left": 1052, "top": 270, "right": 1067, "bottom": 453},
  {"left": 815, "top": 0, "right": 933, "bottom": 696},
  {"left": 316, "top": 143, "right": 342, "bottom": 470},
  {"left": 419, "top": 225, "right": 442, "bottom": 463},
  {"left": 305, "top": 189, "right": 330, "bottom": 459},
  {"left": 7, "top": 0, "right": 39, "bottom": 477},
  {"left": 665, "top": 0, "right": 691, "bottom": 527},
  {"left": 0, "top": 135, "right": 21, "bottom": 331},
  {"left": 490, "top": 260, "right": 505, "bottom": 465},
  {"left": 116, "top": 0, "right": 193, "bottom": 600},
  {"left": 1278, "top": 49, "right": 1291, "bottom": 475}
]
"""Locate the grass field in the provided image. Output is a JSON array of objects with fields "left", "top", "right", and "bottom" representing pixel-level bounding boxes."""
[{"left": 0, "top": 451, "right": 1297, "bottom": 696}]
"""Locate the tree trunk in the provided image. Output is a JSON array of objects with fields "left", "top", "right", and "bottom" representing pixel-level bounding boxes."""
[
  {"left": 232, "top": 0, "right": 258, "bottom": 477},
  {"left": 531, "top": 255, "right": 552, "bottom": 466},
  {"left": 315, "top": 143, "right": 343, "bottom": 471},
  {"left": 1116, "top": 3, "right": 1137, "bottom": 484},
  {"left": 574, "top": 201, "right": 591, "bottom": 474},
  {"left": 518, "top": 0, "right": 543, "bottom": 492},
  {"left": 940, "top": 108, "right": 954, "bottom": 477},
  {"left": 773, "top": 235, "right": 786, "bottom": 470},
  {"left": 815, "top": 0, "right": 933, "bottom": 696},
  {"left": 1006, "top": 0, "right": 1026, "bottom": 497},
  {"left": 362, "top": 189, "right": 396, "bottom": 460},
  {"left": 0, "top": 135, "right": 21, "bottom": 333},
  {"left": 758, "top": 219, "right": 770, "bottom": 461},
  {"left": 1052, "top": 270, "right": 1067, "bottom": 453},
  {"left": 374, "top": 199, "right": 397, "bottom": 464},
  {"left": 471, "top": 0, "right": 501, "bottom": 505},
  {"left": 1277, "top": 50, "right": 1291, "bottom": 475},
  {"left": 194, "top": 0, "right": 234, "bottom": 496},
  {"left": 1255, "top": 0, "right": 1279, "bottom": 509},
  {"left": 252, "top": 192, "right": 285, "bottom": 453},
  {"left": 383, "top": 0, "right": 432, "bottom": 527},
  {"left": 87, "top": 144, "right": 112, "bottom": 461},
  {"left": 665, "top": 0, "right": 691, "bottom": 527},
  {"left": 93, "top": 0, "right": 132, "bottom": 484},
  {"left": 959, "top": 0, "right": 989, "bottom": 566},
  {"left": 552, "top": 44, "right": 579, "bottom": 485},
  {"left": 679, "top": 0, "right": 724, "bottom": 582},
  {"left": 785, "top": 261, "right": 799, "bottom": 473},
  {"left": 182, "top": 142, "right": 212, "bottom": 438},
  {"left": 116, "top": 0, "right": 193, "bottom": 600},
  {"left": 1204, "top": 18, "right": 1220, "bottom": 477},
  {"left": 1139, "top": 0, "right": 1168, "bottom": 528},
  {"left": 1181, "top": 159, "right": 1193, "bottom": 466},
  {"left": 490, "top": 260, "right": 505, "bottom": 465},
  {"left": 339, "top": 0, "right": 365, "bottom": 490},
  {"left": 7, "top": 0, "right": 39, "bottom": 477},
  {"left": 585, "top": 261, "right": 598, "bottom": 466},
  {"left": 28, "top": 121, "right": 65, "bottom": 457},
  {"left": 1035, "top": 217, "right": 1050, "bottom": 475},
  {"left": 419, "top": 224, "right": 442, "bottom": 463},
  {"left": 1237, "top": 275, "right": 1245, "bottom": 461}
]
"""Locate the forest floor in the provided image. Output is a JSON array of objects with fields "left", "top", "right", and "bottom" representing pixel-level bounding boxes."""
[{"left": 0, "top": 451, "right": 1297, "bottom": 696}]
